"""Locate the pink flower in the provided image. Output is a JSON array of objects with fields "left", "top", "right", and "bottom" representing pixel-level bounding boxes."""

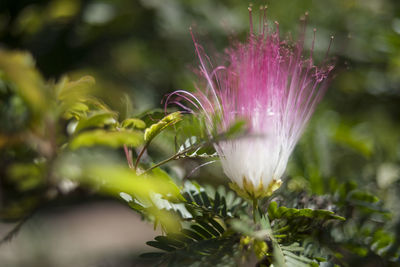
[{"left": 168, "top": 10, "right": 334, "bottom": 199}]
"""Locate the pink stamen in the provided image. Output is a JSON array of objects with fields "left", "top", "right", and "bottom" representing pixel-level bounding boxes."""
[{"left": 168, "top": 11, "right": 334, "bottom": 191}]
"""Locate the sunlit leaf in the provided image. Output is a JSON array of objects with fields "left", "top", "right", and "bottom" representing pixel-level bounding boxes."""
[
  {"left": 0, "top": 50, "right": 47, "bottom": 118},
  {"left": 62, "top": 102, "right": 89, "bottom": 120},
  {"left": 47, "top": 0, "right": 80, "bottom": 20},
  {"left": 136, "top": 108, "right": 166, "bottom": 125},
  {"left": 7, "top": 163, "right": 44, "bottom": 191},
  {"left": 120, "top": 118, "right": 146, "bottom": 130},
  {"left": 177, "top": 136, "right": 216, "bottom": 158},
  {"left": 74, "top": 110, "right": 118, "bottom": 133},
  {"left": 144, "top": 111, "right": 182, "bottom": 144},
  {"left": 150, "top": 167, "right": 185, "bottom": 202},
  {"left": 268, "top": 202, "right": 345, "bottom": 223},
  {"left": 56, "top": 75, "right": 95, "bottom": 101},
  {"left": 69, "top": 129, "right": 143, "bottom": 149}
]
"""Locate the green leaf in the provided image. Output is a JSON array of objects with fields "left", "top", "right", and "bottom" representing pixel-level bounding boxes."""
[
  {"left": 150, "top": 167, "right": 185, "bottom": 202},
  {"left": 57, "top": 157, "right": 184, "bottom": 233},
  {"left": 62, "top": 102, "right": 89, "bottom": 120},
  {"left": 155, "top": 236, "right": 185, "bottom": 248},
  {"left": 7, "top": 163, "right": 44, "bottom": 191},
  {"left": 213, "top": 192, "right": 220, "bottom": 214},
  {"left": 120, "top": 118, "right": 146, "bottom": 130},
  {"left": 74, "top": 110, "right": 118, "bottom": 133},
  {"left": 191, "top": 224, "right": 213, "bottom": 239},
  {"left": 136, "top": 108, "right": 166, "bottom": 125},
  {"left": 268, "top": 202, "right": 345, "bottom": 222},
  {"left": 174, "top": 115, "right": 217, "bottom": 158},
  {"left": 144, "top": 111, "right": 182, "bottom": 144},
  {"left": 347, "top": 190, "right": 379, "bottom": 203},
  {"left": 56, "top": 76, "right": 103, "bottom": 120},
  {"left": 272, "top": 242, "right": 288, "bottom": 267},
  {"left": 221, "top": 197, "right": 227, "bottom": 217},
  {"left": 223, "top": 119, "right": 247, "bottom": 138},
  {"left": 167, "top": 233, "right": 193, "bottom": 244},
  {"left": 268, "top": 201, "right": 279, "bottom": 221},
  {"left": 59, "top": 161, "right": 181, "bottom": 201},
  {"left": 56, "top": 75, "right": 95, "bottom": 101},
  {"left": 181, "top": 229, "right": 204, "bottom": 241},
  {"left": 200, "top": 191, "right": 211, "bottom": 208},
  {"left": 192, "top": 192, "right": 204, "bottom": 206},
  {"left": 69, "top": 129, "right": 143, "bottom": 149},
  {"left": 208, "top": 218, "right": 225, "bottom": 235},
  {"left": 197, "top": 221, "right": 220, "bottom": 237},
  {"left": 144, "top": 233, "right": 240, "bottom": 266},
  {"left": 283, "top": 250, "right": 314, "bottom": 263},
  {"left": 146, "top": 241, "right": 176, "bottom": 252},
  {"left": 177, "top": 136, "right": 217, "bottom": 158},
  {"left": 56, "top": 76, "right": 117, "bottom": 122},
  {"left": 333, "top": 123, "right": 373, "bottom": 158},
  {"left": 0, "top": 50, "right": 47, "bottom": 118}
]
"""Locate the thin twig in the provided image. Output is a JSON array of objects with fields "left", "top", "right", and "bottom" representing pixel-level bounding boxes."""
[
  {"left": 0, "top": 210, "right": 36, "bottom": 246},
  {"left": 141, "top": 130, "right": 250, "bottom": 174},
  {"left": 183, "top": 160, "right": 217, "bottom": 181},
  {"left": 123, "top": 145, "right": 134, "bottom": 169},
  {"left": 142, "top": 141, "right": 207, "bottom": 174},
  {"left": 134, "top": 143, "right": 148, "bottom": 170}
]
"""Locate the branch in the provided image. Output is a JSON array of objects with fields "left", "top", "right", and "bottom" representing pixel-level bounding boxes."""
[
  {"left": 0, "top": 210, "right": 36, "bottom": 246},
  {"left": 142, "top": 140, "right": 208, "bottom": 174}
]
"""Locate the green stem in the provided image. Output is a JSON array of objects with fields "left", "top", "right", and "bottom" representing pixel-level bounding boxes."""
[
  {"left": 134, "top": 143, "right": 148, "bottom": 171},
  {"left": 123, "top": 145, "right": 133, "bottom": 169},
  {"left": 141, "top": 132, "right": 235, "bottom": 175},
  {"left": 252, "top": 198, "right": 259, "bottom": 223},
  {"left": 142, "top": 140, "right": 207, "bottom": 174},
  {"left": 259, "top": 208, "right": 287, "bottom": 266}
]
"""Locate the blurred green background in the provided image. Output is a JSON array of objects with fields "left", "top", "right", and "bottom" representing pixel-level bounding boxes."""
[{"left": 0, "top": 0, "right": 400, "bottom": 266}]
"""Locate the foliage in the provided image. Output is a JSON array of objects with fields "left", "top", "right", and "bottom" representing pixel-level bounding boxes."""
[
  {"left": 0, "top": 46, "right": 399, "bottom": 266},
  {"left": 1, "top": 0, "right": 400, "bottom": 266},
  {"left": 0, "top": 50, "right": 182, "bottom": 231}
]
